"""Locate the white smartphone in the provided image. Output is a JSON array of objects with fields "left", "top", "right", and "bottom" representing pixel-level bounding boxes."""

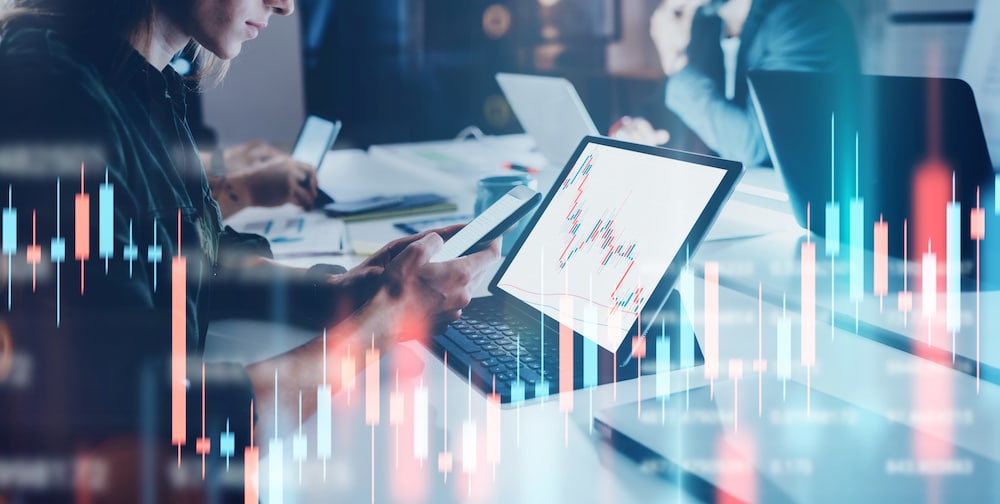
[
  {"left": 430, "top": 186, "right": 541, "bottom": 263},
  {"left": 291, "top": 115, "right": 342, "bottom": 206}
]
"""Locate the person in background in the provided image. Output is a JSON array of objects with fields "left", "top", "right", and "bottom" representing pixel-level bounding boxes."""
[
  {"left": 200, "top": 140, "right": 320, "bottom": 217},
  {"left": 612, "top": 0, "right": 859, "bottom": 167},
  {"left": 0, "top": 0, "right": 496, "bottom": 501}
]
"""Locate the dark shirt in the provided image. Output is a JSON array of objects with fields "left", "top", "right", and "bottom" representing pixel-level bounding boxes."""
[
  {"left": 665, "top": 0, "right": 860, "bottom": 166},
  {"left": 0, "top": 19, "right": 256, "bottom": 486}
]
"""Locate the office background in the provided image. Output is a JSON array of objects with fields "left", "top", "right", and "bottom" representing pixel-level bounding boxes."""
[{"left": 200, "top": 0, "right": 981, "bottom": 149}]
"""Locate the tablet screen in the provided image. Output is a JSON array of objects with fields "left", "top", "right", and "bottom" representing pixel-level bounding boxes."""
[{"left": 495, "top": 141, "right": 728, "bottom": 352}]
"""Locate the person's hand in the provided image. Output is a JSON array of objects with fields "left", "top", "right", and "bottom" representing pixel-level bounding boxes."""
[
  {"left": 650, "top": 0, "right": 707, "bottom": 76},
  {"left": 239, "top": 155, "right": 318, "bottom": 209},
  {"left": 220, "top": 140, "right": 319, "bottom": 209},
  {"left": 317, "top": 263, "right": 386, "bottom": 318},
  {"left": 609, "top": 116, "right": 671, "bottom": 146},
  {"left": 369, "top": 232, "right": 500, "bottom": 344},
  {"left": 359, "top": 224, "right": 465, "bottom": 270},
  {"left": 222, "top": 140, "right": 283, "bottom": 171}
]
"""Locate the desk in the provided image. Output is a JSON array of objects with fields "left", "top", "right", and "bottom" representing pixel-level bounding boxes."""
[{"left": 209, "top": 136, "right": 1000, "bottom": 502}]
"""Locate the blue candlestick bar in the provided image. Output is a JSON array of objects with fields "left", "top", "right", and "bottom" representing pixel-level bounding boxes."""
[{"left": 99, "top": 169, "right": 114, "bottom": 271}]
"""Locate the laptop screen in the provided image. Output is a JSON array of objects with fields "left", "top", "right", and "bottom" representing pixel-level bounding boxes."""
[{"left": 495, "top": 140, "right": 729, "bottom": 352}]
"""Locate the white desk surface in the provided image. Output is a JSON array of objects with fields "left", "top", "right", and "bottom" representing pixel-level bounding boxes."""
[{"left": 210, "top": 136, "right": 1000, "bottom": 503}]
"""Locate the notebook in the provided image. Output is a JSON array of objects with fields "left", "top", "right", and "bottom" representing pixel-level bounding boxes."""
[{"left": 423, "top": 135, "right": 743, "bottom": 403}]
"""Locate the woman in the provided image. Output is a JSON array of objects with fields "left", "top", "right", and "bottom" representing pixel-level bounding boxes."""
[{"left": 0, "top": 0, "right": 497, "bottom": 500}]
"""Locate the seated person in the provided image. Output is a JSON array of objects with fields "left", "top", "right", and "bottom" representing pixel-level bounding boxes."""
[
  {"left": 0, "top": 0, "right": 495, "bottom": 500},
  {"left": 613, "top": 0, "right": 858, "bottom": 166}
]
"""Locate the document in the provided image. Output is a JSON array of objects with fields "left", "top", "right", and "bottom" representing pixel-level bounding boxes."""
[{"left": 225, "top": 204, "right": 349, "bottom": 258}]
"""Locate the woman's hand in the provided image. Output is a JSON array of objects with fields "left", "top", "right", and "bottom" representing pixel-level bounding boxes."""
[
  {"left": 366, "top": 231, "right": 500, "bottom": 345},
  {"left": 359, "top": 224, "right": 465, "bottom": 270}
]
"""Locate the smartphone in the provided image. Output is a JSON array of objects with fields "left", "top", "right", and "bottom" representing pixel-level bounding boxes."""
[
  {"left": 291, "top": 115, "right": 342, "bottom": 206},
  {"left": 430, "top": 186, "right": 541, "bottom": 263}
]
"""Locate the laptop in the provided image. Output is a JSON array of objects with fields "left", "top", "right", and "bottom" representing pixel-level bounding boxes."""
[
  {"left": 594, "top": 381, "right": 998, "bottom": 503},
  {"left": 496, "top": 72, "right": 601, "bottom": 169},
  {"left": 425, "top": 136, "right": 743, "bottom": 403},
  {"left": 747, "top": 70, "right": 995, "bottom": 263}
]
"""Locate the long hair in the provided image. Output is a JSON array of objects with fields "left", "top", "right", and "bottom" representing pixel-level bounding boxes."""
[{"left": 0, "top": 0, "right": 228, "bottom": 86}]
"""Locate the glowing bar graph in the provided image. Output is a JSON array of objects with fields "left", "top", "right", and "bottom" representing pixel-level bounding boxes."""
[
  {"left": 75, "top": 164, "right": 90, "bottom": 294},
  {"left": 582, "top": 304, "right": 597, "bottom": 388},
  {"left": 390, "top": 373, "right": 403, "bottom": 466},
  {"left": 414, "top": 381, "right": 428, "bottom": 463},
  {"left": 123, "top": 220, "right": 138, "bottom": 277},
  {"left": 946, "top": 199, "right": 961, "bottom": 335},
  {"left": 777, "top": 300, "right": 791, "bottom": 382},
  {"left": 462, "top": 369, "right": 477, "bottom": 492},
  {"left": 389, "top": 380, "right": 404, "bottom": 427},
  {"left": 607, "top": 310, "right": 621, "bottom": 399},
  {"left": 972, "top": 206, "right": 986, "bottom": 241},
  {"left": 147, "top": 219, "right": 162, "bottom": 292},
  {"left": 874, "top": 217, "right": 889, "bottom": 308},
  {"left": 27, "top": 211, "right": 41, "bottom": 291},
  {"left": 849, "top": 199, "right": 865, "bottom": 302},
  {"left": 511, "top": 333, "right": 526, "bottom": 404},
  {"left": 220, "top": 419, "right": 235, "bottom": 470},
  {"left": 801, "top": 241, "right": 816, "bottom": 367},
  {"left": 99, "top": 169, "right": 113, "bottom": 271},
  {"left": 196, "top": 363, "right": 211, "bottom": 479},
  {"left": 245, "top": 401, "right": 259, "bottom": 504},
  {"left": 825, "top": 202, "right": 841, "bottom": 256},
  {"left": 292, "top": 391, "right": 306, "bottom": 480},
  {"left": 679, "top": 265, "right": 695, "bottom": 369},
  {"left": 656, "top": 329, "right": 671, "bottom": 398},
  {"left": 438, "top": 353, "right": 453, "bottom": 480},
  {"left": 23, "top": 210, "right": 42, "bottom": 297},
  {"left": 753, "top": 284, "right": 767, "bottom": 416},
  {"left": 536, "top": 248, "right": 549, "bottom": 399},
  {"left": 3, "top": 187, "right": 16, "bottom": 309},
  {"left": 486, "top": 391, "right": 500, "bottom": 468},
  {"left": 898, "top": 221, "right": 913, "bottom": 322},
  {"left": 826, "top": 114, "right": 840, "bottom": 257},
  {"left": 704, "top": 262, "right": 719, "bottom": 384},
  {"left": 269, "top": 371, "right": 284, "bottom": 504},
  {"left": 728, "top": 360, "right": 743, "bottom": 432},
  {"left": 171, "top": 220, "right": 186, "bottom": 461},
  {"left": 922, "top": 242, "right": 937, "bottom": 322},
  {"left": 317, "top": 332, "right": 332, "bottom": 469},
  {"left": 461, "top": 419, "right": 477, "bottom": 476},
  {"left": 559, "top": 296, "right": 573, "bottom": 412},
  {"left": 341, "top": 345, "right": 356, "bottom": 403},
  {"left": 365, "top": 345, "right": 380, "bottom": 425},
  {"left": 972, "top": 192, "right": 985, "bottom": 391},
  {"left": 51, "top": 180, "right": 65, "bottom": 325}
]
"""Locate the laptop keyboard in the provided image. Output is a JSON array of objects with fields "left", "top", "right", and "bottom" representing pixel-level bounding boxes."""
[{"left": 431, "top": 298, "right": 565, "bottom": 402}]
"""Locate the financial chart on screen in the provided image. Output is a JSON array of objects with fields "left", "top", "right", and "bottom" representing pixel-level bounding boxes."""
[{"left": 497, "top": 141, "right": 726, "bottom": 352}]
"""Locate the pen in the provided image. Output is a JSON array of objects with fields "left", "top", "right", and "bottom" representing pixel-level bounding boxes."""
[{"left": 502, "top": 162, "right": 540, "bottom": 174}]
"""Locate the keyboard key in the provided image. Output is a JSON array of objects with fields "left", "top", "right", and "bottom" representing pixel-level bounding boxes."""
[
  {"left": 442, "top": 331, "right": 482, "bottom": 354},
  {"left": 517, "top": 367, "right": 541, "bottom": 384}
]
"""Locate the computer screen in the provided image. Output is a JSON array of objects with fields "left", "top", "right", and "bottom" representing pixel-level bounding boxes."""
[{"left": 496, "top": 140, "right": 727, "bottom": 352}]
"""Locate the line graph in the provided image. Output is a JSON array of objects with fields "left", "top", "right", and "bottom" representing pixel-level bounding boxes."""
[{"left": 497, "top": 141, "right": 726, "bottom": 352}]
